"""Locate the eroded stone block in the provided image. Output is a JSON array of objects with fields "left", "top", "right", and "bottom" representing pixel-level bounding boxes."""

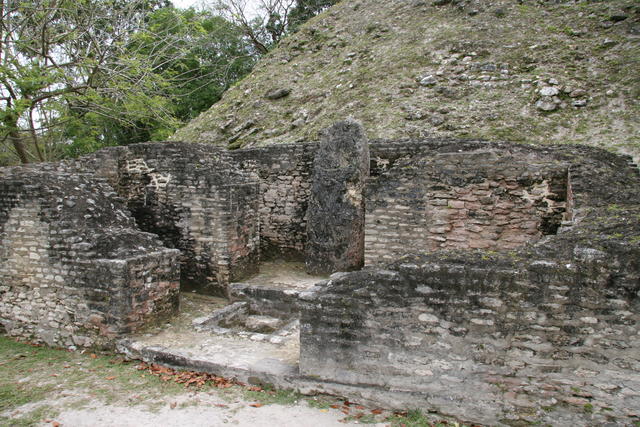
[{"left": 305, "top": 120, "right": 369, "bottom": 274}]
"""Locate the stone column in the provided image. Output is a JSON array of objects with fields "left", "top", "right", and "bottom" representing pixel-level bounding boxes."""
[{"left": 305, "top": 120, "right": 369, "bottom": 275}]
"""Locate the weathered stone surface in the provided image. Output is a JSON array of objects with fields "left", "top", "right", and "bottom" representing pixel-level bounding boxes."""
[
  {"left": 305, "top": 120, "right": 369, "bottom": 274},
  {"left": 80, "top": 142, "right": 261, "bottom": 296},
  {"left": 229, "top": 143, "right": 316, "bottom": 260},
  {"left": 0, "top": 168, "right": 180, "bottom": 348},
  {"left": 3, "top": 126, "right": 640, "bottom": 425},
  {"left": 536, "top": 99, "right": 558, "bottom": 111},
  {"left": 244, "top": 315, "right": 281, "bottom": 333},
  {"left": 265, "top": 88, "right": 291, "bottom": 100},
  {"left": 300, "top": 140, "right": 640, "bottom": 424},
  {"left": 301, "top": 207, "right": 640, "bottom": 424},
  {"left": 539, "top": 86, "right": 559, "bottom": 96},
  {"left": 365, "top": 148, "right": 568, "bottom": 264},
  {"left": 418, "top": 75, "right": 437, "bottom": 86}
]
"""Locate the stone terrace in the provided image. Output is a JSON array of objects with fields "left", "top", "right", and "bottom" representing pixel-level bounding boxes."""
[{"left": 1, "top": 122, "right": 640, "bottom": 425}]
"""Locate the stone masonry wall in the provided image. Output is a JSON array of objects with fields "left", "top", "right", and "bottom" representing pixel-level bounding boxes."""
[
  {"left": 365, "top": 148, "right": 568, "bottom": 265},
  {"left": 300, "top": 228, "right": 640, "bottom": 425},
  {"left": 0, "top": 168, "right": 179, "bottom": 348},
  {"left": 78, "top": 143, "right": 260, "bottom": 296},
  {"left": 226, "top": 183, "right": 261, "bottom": 282},
  {"left": 300, "top": 145, "right": 640, "bottom": 425},
  {"left": 230, "top": 143, "right": 316, "bottom": 260}
]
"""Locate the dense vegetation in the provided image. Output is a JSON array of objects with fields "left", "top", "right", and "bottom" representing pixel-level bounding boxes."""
[{"left": 0, "top": 0, "right": 336, "bottom": 165}]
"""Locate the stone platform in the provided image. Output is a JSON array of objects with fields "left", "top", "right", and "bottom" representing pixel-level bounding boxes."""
[{"left": 118, "top": 262, "right": 324, "bottom": 387}]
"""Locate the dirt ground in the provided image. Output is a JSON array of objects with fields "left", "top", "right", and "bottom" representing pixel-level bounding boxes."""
[
  {"left": 1, "top": 336, "right": 406, "bottom": 427},
  {"left": 25, "top": 392, "right": 380, "bottom": 427}
]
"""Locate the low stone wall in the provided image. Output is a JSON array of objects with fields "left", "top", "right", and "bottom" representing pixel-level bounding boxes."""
[
  {"left": 299, "top": 141, "right": 640, "bottom": 424},
  {"left": 0, "top": 168, "right": 179, "bottom": 348},
  {"left": 300, "top": 207, "right": 640, "bottom": 425}
]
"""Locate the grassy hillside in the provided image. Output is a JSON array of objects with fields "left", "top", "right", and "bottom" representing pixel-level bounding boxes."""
[{"left": 172, "top": 0, "right": 640, "bottom": 162}]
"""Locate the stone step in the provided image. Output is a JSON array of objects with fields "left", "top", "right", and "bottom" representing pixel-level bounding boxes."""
[{"left": 230, "top": 282, "right": 304, "bottom": 318}]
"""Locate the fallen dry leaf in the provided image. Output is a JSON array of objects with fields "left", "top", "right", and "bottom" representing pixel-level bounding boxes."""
[
  {"left": 52, "top": 422, "right": 61, "bottom": 427},
  {"left": 371, "top": 408, "right": 383, "bottom": 414},
  {"left": 105, "top": 376, "right": 116, "bottom": 380},
  {"left": 170, "top": 402, "right": 177, "bottom": 409},
  {"left": 89, "top": 354, "right": 97, "bottom": 359},
  {"left": 249, "top": 403, "right": 263, "bottom": 408}
]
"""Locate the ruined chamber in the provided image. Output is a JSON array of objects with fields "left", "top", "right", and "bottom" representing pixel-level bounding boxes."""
[
  {"left": 2, "top": 122, "right": 640, "bottom": 426},
  {"left": 301, "top": 138, "right": 640, "bottom": 426}
]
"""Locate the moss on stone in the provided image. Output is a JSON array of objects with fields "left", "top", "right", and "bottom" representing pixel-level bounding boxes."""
[{"left": 170, "top": 0, "right": 639, "bottom": 164}]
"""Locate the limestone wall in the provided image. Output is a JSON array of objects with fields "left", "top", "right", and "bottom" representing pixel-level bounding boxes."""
[
  {"left": 230, "top": 143, "right": 316, "bottom": 259},
  {"left": 0, "top": 168, "right": 179, "bottom": 348},
  {"left": 300, "top": 227, "right": 640, "bottom": 424},
  {"left": 299, "top": 143, "right": 640, "bottom": 425},
  {"left": 79, "top": 143, "right": 261, "bottom": 295},
  {"left": 364, "top": 149, "right": 568, "bottom": 265},
  {"left": 3, "top": 133, "right": 638, "bottom": 366}
]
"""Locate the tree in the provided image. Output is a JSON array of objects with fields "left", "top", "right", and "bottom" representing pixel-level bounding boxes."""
[
  {"left": 288, "top": 0, "right": 337, "bottom": 32},
  {"left": 132, "top": 7, "right": 255, "bottom": 123},
  {"left": 212, "top": 0, "right": 294, "bottom": 55},
  {"left": 211, "top": 0, "right": 337, "bottom": 55},
  {"left": 62, "top": 6, "right": 255, "bottom": 157},
  {"left": 0, "top": 0, "right": 331, "bottom": 165},
  {"left": 0, "top": 0, "right": 178, "bottom": 163}
]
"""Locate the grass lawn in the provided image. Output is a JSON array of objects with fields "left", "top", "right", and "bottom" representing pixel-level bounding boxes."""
[{"left": 0, "top": 335, "right": 468, "bottom": 427}]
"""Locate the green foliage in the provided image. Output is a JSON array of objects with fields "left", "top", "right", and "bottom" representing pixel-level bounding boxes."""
[
  {"left": 0, "top": 336, "right": 188, "bottom": 414},
  {"left": 289, "top": 0, "right": 339, "bottom": 32},
  {"left": 61, "top": 6, "right": 256, "bottom": 154},
  {"left": 0, "top": 383, "right": 51, "bottom": 413},
  {"left": 0, "top": 405, "right": 59, "bottom": 427},
  {"left": 140, "top": 8, "right": 255, "bottom": 122},
  {"left": 0, "top": 0, "right": 341, "bottom": 164},
  {"left": 387, "top": 409, "right": 432, "bottom": 426},
  {"left": 0, "top": 1, "right": 255, "bottom": 164}
]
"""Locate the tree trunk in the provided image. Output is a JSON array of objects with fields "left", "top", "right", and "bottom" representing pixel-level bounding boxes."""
[
  {"left": 9, "top": 130, "right": 30, "bottom": 164},
  {"left": 5, "top": 115, "right": 30, "bottom": 163}
]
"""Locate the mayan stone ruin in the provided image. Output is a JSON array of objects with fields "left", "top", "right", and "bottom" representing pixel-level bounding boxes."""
[{"left": 1, "top": 121, "right": 640, "bottom": 425}]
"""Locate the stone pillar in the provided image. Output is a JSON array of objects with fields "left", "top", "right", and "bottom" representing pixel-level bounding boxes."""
[{"left": 305, "top": 120, "right": 369, "bottom": 275}]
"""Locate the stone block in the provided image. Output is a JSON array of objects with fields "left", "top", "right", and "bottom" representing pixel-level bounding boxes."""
[{"left": 306, "top": 120, "right": 369, "bottom": 274}]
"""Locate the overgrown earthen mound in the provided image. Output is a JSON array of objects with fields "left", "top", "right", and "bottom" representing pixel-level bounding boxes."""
[{"left": 172, "top": 0, "right": 640, "bottom": 162}]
